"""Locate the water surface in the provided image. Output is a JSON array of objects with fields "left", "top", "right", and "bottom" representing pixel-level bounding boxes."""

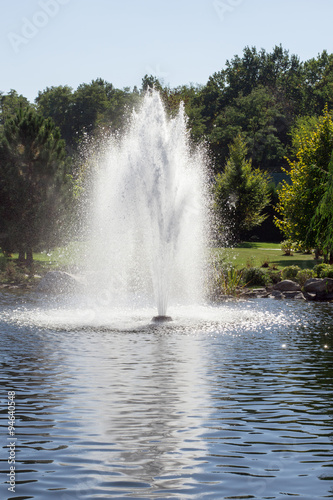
[{"left": 1, "top": 292, "right": 333, "bottom": 499}]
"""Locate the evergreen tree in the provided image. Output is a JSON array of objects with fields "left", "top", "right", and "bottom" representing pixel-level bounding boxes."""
[
  {"left": 214, "top": 134, "right": 271, "bottom": 243},
  {"left": 0, "top": 107, "right": 72, "bottom": 264}
]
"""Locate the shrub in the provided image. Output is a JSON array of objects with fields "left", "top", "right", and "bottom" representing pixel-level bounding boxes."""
[
  {"left": 281, "top": 265, "right": 301, "bottom": 280},
  {"left": 314, "top": 263, "right": 333, "bottom": 278},
  {"left": 296, "top": 269, "right": 315, "bottom": 286},
  {"left": 220, "top": 267, "right": 244, "bottom": 295},
  {"left": 242, "top": 267, "right": 270, "bottom": 286},
  {"left": 0, "top": 261, "right": 27, "bottom": 283},
  {"left": 266, "top": 269, "right": 282, "bottom": 284},
  {"left": 281, "top": 240, "right": 294, "bottom": 255},
  {"left": 293, "top": 242, "right": 312, "bottom": 254}
]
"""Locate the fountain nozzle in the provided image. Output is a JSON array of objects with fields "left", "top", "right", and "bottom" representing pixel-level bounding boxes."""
[{"left": 152, "top": 315, "right": 172, "bottom": 323}]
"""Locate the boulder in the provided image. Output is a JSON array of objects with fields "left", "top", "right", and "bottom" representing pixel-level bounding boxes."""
[
  {"left": 282, "top": 291, "right": 305, "bottom": 300},
  {"left": 269, "top": 290, "right": 284, "bottom": 299},
  {"left": 36, "top": 271, "right": 86, "bottom": 294},
  {"left": 304, "top": 277, "right": 333, "bottom": 294},
  {"left": 273, "top": 280, "right": 301, "bottom": 292},
  {"left": 303, "top": 277, "right": 333, "bottom": 301}
]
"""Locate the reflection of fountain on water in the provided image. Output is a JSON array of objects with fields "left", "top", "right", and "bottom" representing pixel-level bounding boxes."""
[{"left": 84, "top": 90, "right": 209, "bottom": 320}]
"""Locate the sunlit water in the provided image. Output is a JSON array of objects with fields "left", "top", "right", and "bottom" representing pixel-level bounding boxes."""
[{"left": 1, "top": 291, "right": 333, "bottom": 499}]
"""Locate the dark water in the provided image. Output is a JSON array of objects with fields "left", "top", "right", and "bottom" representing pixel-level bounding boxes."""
[{"left": 1, "top": 292, "right": 333, "bottom": 499}]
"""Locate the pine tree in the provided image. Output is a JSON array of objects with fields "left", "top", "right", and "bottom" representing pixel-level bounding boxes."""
[
  {"left": 0, "top": 107, "right": 72, "bottom": 264},
  {"left": 214, "top": 134, "right": 271, "bottom": 243}
]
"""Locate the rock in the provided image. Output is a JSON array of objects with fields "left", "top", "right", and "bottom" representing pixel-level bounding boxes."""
[
  {"left": 252, "top": 287, "right": 268, "bottom": 296},
  {"left": 240, "top": 288, "right": 269, "bottom": 299},
  {"left": 303, "top": 278, "right": 333, "bottom": 301},
  {"left": 303, "top": 278, "right": 320, "bottom": 290},
  {"left": 273, "top": 280, "right": 301, "bottom": 292},
  {"left": 303, "top": 291, "right": 317, "bottom": 301},
  {"left": 282, "top": 291, "right": 305, "bottom": 300},
  {"left": 36, "top": 271, "right": 86, "bottom": 294},
  {"left": 218, "top": 294, "right": 236, "bottom": 301},
  {"left": 304, "top": 277, "right": 333, "bottom": 294},
  {"left": 269, "top": 290, "right": 284, "bottom": 299}
]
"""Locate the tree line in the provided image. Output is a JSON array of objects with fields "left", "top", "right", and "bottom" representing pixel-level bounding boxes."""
[{"left": 1, "top": 45, "right": 333, "bottom": 263}]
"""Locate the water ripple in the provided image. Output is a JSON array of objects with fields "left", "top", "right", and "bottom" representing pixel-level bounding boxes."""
[{"left": 1, "top": 293, "right": 333, "bottom": 498}]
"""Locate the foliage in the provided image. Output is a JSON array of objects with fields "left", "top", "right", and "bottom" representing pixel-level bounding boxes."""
[
  {"left": 266, "top": 268, "right": 282, "bottom": 284},
  {"left": 219, "top": 266, "right": 245, "bottom": 296},
  {"left": 208, "top": 254, "right": 246, "bottom": 298},
  {"left": 35, "top": 85, "right": 74, "bottom": 145},
  {"left": 296, "top": 268, "right": 315, "bottom": 286},
  {"left": 0, "top": 90, "right": 32, "bottom": 131},
  {"left": 141, "top": 75, "right": 164, "bottom": 93},
  {"left": 35, "top": 79, "right": 141, "bottom": 149},
  {"left": 0, "top": 107, "right": 73, "bottom": 264},
  {"left": 3, "top": 46, "right": 333, "bottom": 258},
  {"left": 2, "top": 46, "right": 333, "bottom": 177},
  {"left": 280, "top": 239, "right": 294, "bottom": 255},
  {"left": 241, "top": 266, "right": 270, "bottom": 286},
  {"left": 281, "top": 265, "right": 301, "bottom": 280},
  {"left": 192, "top": 45, "right": 306, "bottom": 172},
  {"left": 302, "top": 50, "right": 333, "bottom": 115},
  {"left": 313, "top": 263, "right": 333, "bottom": 278},
  {"left": 214, "top": 134, "right": 271, "bottom": 243},
  {"left": 275, "top": 105, "right": 333, "bottom": 249},
  {"left": 309, "top": 150, "right": 333, "bottom": 253}
]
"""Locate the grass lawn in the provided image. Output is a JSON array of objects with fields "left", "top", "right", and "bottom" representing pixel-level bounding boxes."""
[
  {"left": 1, "top": 241, "right": 320, "bottom": 279},
  {"left": 0, "top": 241, "right": 84, "bottom": 274},
  {"left": 213, "top": 242, "right": 319, "bottom": 271}
]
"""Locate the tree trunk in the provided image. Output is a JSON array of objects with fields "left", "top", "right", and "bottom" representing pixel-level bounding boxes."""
[
  {"left": 26, "top": 248, "right": 33, "bottom": 267},
  {"left": 18, "top": 249, "right": 26, "bottom": 265}
]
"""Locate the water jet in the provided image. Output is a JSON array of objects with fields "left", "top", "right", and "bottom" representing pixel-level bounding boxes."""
[{"left": 84, "top": 90, "right": 208, "bottom": 318}]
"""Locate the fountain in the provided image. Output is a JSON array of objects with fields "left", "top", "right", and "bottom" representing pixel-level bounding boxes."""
[
  {"left": 83, "top": 90, "right": 209, "bottom": 320},
  {"left": 1, "top": 93, "right": 331, "bottom": 500}
]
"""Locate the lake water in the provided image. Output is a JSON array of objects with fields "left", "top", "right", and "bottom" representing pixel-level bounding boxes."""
[{"left": 1, "top": 291, "right": 333, "bottom": 499}]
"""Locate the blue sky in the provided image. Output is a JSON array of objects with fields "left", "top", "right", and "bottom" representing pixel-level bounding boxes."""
[{"left": 2, "top": 0, "right": 333, "bottom": 102}]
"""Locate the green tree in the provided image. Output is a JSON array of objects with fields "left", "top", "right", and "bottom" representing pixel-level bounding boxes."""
[
  {"left": 192, "top": 46, "right": 303, "bottom": 172},
  {"left": 302, "top": 51, "right": 333, "bottom": 115},
  {"left": 95, "top": 86, "right": 141, "bottom": 133},
  {"left": 214, "top": 134, "right": 271, "bottom": 243},
  {"left": 35, "top": 85, "right": 74, "bottom": 146},
  {"left": 309, "top": 151, "right": 333, "bottom": 257},
  {"left": 275, "top": 105, "right": 333, "bottom": 251},
  {"left": 71, "top": 78, "right": 115, "bottom": 139},
  {"left": 141, "top": 74, "right": 164, "bottom": 93},
  {"left": 35, "top": 80, "right": 141, "bottom": 150},
  {"left": 0, "top": 90, "right": 32, "bottom": 131},
  {"left": 208, "top": 86, "right": 289, "bottom": 172},
  {"left": 0, "top": 107, "right": 72, "bottom": 264}
]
